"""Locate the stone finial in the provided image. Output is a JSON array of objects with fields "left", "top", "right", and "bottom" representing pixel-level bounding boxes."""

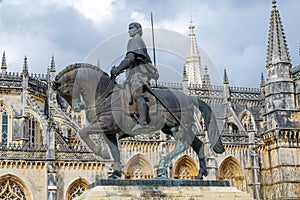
[
  {"left": 1, "top": 51, "right": 7, "bottom": 70},
  {"left": 23, "top": 56, "right": 29, "bottom": 76},
  {"left": 223, "top": 68, "right": 229, "bottom": 84},
  {"left": 266, "top": 0, "right": 290, "bottom": 65},
  {"left": 260, "top": 72, "right": 265, "bottom": 87},
  {"left": 50, "top": 55, "right": 56, "bottom": 72}
]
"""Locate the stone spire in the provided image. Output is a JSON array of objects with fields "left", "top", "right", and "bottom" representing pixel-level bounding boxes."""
[
  {"left": 223, "top": 68, "right": 230, "bottom": 103},
  {"left": 223, "top": 68, "right": 229, "bottom": 84},
  {"left": 266, "top": 0, "right": 290, "bottom": 65},
  {"left": 22, "top": 56, "right": 29, "bottom": 76},
  {"left": 1, "top": 51, "right": 7, "bottom": 74},
  {"left": 184, "top": 21, "right": 203, "bottom": 85},
  {"left": 50, "top": 55, "right": 56, "bottom": 73}
]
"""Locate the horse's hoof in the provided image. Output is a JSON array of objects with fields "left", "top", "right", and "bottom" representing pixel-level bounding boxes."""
[
  {"left": 108, "top": 170, "right": 122, "bottom": 179},
  {"left": 195, "top": 169, "right": 208, "bottom": 180},
  {"left": 202, "top": 169, "right": 208, "bottom": 177},
  {"left": 195, "top": 175, "right": 204, "bottom": 180},
  {"left": 157, "top": 168, "right": 167, "bottom": 178}
]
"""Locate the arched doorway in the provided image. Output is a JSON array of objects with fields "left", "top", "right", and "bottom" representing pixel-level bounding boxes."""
[
  {"left": 219, "top": 156, "right": 244, "bottom": 190},
  {"left": 174, "top": 155, "right": 198, "bottom": 179}
]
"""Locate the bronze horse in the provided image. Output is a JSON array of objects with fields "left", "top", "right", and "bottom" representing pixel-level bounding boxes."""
[{"left": 54, "top": 63, "right": 224, "bottom": 179}]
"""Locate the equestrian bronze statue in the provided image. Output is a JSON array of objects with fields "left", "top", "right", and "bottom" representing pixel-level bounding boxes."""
[{"left": 54, "top": 63, "right": 225, "bottom": 179}]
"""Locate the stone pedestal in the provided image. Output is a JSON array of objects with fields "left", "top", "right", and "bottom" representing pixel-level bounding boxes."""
[{"left": 75, "top": 179, "right": 252, "bottom": 200}]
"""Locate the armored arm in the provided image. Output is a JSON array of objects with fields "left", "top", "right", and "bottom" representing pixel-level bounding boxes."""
[{"left": 111, "top": 52, "right": 135, "bottom": 76}]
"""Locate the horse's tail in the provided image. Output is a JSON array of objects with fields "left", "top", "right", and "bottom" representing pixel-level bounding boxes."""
[{"left": 192, "top": 97, "right": 225, "bottom": 154}]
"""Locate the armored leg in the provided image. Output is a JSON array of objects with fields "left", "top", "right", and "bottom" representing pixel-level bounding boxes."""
[{"left": 136, "top": 96, "right": 148, "bottom": 125}]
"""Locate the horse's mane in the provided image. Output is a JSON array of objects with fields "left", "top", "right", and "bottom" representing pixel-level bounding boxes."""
[{"left": 55, "top": 63, "right": 110, "bottom": 81}]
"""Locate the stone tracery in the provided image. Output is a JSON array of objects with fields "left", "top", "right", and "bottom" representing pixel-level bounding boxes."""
[
  {"left": 174, "top": 155, "right": 198, "bottom": 179},
  {"left": 219, "top": 156, "right": 244, "bottom": 191},
  {"left": 67, "top": 178, "right": 89, "bottom": 200},
  {"left": 0, "top": 175, "right": 30, "bottom": 200}
]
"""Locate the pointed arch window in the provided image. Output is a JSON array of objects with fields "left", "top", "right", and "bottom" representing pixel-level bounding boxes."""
[
  {"left": 0, "top": 104, "right": 9, "bottom": 146},
  {"left": 67, "top": 178, "right": 89, "bottom": 200},
  {"left": 227, "top": 122, "right": 239, "bottom": 134},
  {"left": 24, "top": 113, "right": 39, "bottom": 147},
  {"left": 0, "top": 175, "right": 30, "bottom": 199},
  {"left": 28, "top": 117, "right": 36, "bottom": 147},
  {"left": 1, "top": 111, "right": 8, "bottom": 145},
  {"left": 219, "top": 157, "right": 244, "bottom": 191},
  {"left": 174, "top": 155, "right": 198, "bottom": 179},
  {"left": 125, "top": 154, "right": 154, "bottom": 179},
  {"left": 240, "top": 111, "right": 256, "bottom": 132}
]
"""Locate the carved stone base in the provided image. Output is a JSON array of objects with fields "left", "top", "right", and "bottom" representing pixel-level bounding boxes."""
[{"left": 75, "top": 179, "right": 252, "bottom": 200}]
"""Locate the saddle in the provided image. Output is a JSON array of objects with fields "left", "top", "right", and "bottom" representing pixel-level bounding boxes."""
[
  {"left": 121, "top": 82, "right": 157, "bottom": 119},
  {"left": 120, "top": 82, "right": 182, "bottom": 121}
]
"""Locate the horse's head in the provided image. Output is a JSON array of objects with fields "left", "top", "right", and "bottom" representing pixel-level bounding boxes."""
[{"left": 54, "top": 63, "right": 111, "bottom": 112}]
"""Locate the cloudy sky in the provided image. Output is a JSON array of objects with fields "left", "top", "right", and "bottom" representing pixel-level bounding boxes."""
[{"left": 0, "top": 0, "right": 299, "bottom": 87}]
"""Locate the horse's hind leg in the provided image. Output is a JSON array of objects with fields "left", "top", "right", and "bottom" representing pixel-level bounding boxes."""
[
  {"left": 158, "top": 127, "right": 193, "bottom": 178},
  {"left": 104, "top": 134, "right": 122, "bottom": 179},
  {"left": 191, "top": 137, "right": 207, "bottom": 180}
]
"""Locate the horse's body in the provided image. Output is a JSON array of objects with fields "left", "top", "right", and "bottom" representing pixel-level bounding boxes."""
[{"left": 55, "top": 63, "right": 225, "bottom": 179}]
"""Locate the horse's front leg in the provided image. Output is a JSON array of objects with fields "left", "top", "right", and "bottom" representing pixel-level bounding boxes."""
[
  {"left": 191, "top": 137, "right": 207, "bottom": 180},
  {"left": 78, "top": 123, "right": 111, "bottom": 159}
]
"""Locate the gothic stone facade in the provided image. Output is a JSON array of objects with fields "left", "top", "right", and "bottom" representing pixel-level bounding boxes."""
[{"left": 0, "top": 1, "right": 300, "bottom": 200}]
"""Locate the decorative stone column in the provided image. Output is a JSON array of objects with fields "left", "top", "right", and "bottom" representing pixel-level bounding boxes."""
[
  {"left": 248, "top": 128, "right": 261, "bottom": 200},
  {"left": 205, "top": 134, "right": 217, "bottom": 180},
  {"left": 47, "top": 118, "right": 57, "bottom": 199},
  {"left": 47, "top": 161, "right": 57, "bottom": 200}
]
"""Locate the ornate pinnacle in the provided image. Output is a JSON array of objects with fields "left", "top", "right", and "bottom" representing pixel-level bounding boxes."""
[
  {"left": 260, "top": 72, "right": 265, "bottom": 87},
  {"left": 23, "top": 56, "right": 29, "bottom": 75},
  {"left": 266, "top": 0, "right": 290, "bottom": 65},
  {"left": 50, "top": 55, "right": 56, "bottom": 72},
  {"left": 223, "top": 68, "right": 229, "bottom": 84},
  {"left": 1, "top": 51, "right": 7, "bottom": 69}
]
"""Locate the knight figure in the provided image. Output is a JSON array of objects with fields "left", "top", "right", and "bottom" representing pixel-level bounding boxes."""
[{"left": 110, "top": 22, "right": 159, "bottom": 132}]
